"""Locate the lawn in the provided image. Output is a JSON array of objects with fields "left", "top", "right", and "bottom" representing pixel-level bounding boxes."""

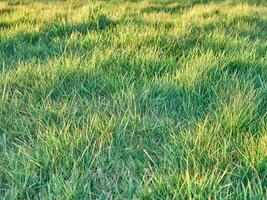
[{"left": 0, "top": 0, "right": 266, "bottom": 199}]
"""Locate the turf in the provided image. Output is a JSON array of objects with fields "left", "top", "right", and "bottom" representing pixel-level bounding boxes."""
[{"left": 0, "top": 0, "right": 266, "bottom": 199}]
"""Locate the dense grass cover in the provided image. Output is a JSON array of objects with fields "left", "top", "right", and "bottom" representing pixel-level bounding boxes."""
[{"left": 0, "top": 0, "right": 266, "bottom": 199}]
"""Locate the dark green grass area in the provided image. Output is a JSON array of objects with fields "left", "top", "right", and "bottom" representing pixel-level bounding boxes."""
[{"left": 0, "top": 0, "right": 267, "bottom": 199}]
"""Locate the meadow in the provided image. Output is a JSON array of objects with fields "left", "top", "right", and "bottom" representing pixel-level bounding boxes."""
[{"left": 0, "top": 0, "right": 266, "bottom": 199}]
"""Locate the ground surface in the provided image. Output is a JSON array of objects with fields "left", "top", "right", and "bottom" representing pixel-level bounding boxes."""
[{"left": 0, "top": 0, "right": 267, "bottom": 199}]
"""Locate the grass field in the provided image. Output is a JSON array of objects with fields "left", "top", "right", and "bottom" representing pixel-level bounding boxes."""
[{"left": 0, "top": 0, "right": 267, "bottom": 199}]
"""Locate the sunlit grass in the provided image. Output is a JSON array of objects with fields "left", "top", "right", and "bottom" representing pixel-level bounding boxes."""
[{"left": 0, "top": 0, "right": 266, "bottom": 199}]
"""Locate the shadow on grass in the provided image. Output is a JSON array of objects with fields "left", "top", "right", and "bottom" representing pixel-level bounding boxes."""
[
  {"left": 140, "top": 4, "right": 184, "bottom": 14},
  {"left": 0, "top": 14, "right": 117, "bottom": 69},
  {"left": 141, "top": 0, "right": 223, "bottom": 14},
  {"left": 137, "top": 13, "right": 267, "bottom": 61},
  {"left": 143, "top": 0, "right": 267, "bottom": 14},
  {"left": 195, "top": 14, "right": 267, "bottom": 41},
  {"left": 49, "top": 70, "right": 114, "bottom": 102},
  {"left": 122, "top": 16, "right": 174, "bottom": 30},
  {"left": 223, "top": 60, "right": 267, "bottom": 119},
  {"left": 0, "top": 22, "right": 12, "bottom": 29},
  {"left": 230, "top": 0, "right": 267, "bottom": 5},
  {"left": 0, "top": 7, "right": 15, "bottom": 15},
  {"left": 227, "top": 16, "right": 267, "bottom": 41},
  {"left": 205, "top": 59, "right": 267, "bottom": 134},
  {"left": 42, "top": 15, "right": 117, "bottom": 39}
]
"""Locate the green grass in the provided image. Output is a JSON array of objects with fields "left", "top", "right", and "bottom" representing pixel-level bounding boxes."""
[{"left": 0, "top": 0, "right": 266, "bottom": 199}]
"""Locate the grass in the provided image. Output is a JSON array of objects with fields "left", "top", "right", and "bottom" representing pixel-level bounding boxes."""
[{"left": 0, "top": 0, "right": 266, "bottom": 199}]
